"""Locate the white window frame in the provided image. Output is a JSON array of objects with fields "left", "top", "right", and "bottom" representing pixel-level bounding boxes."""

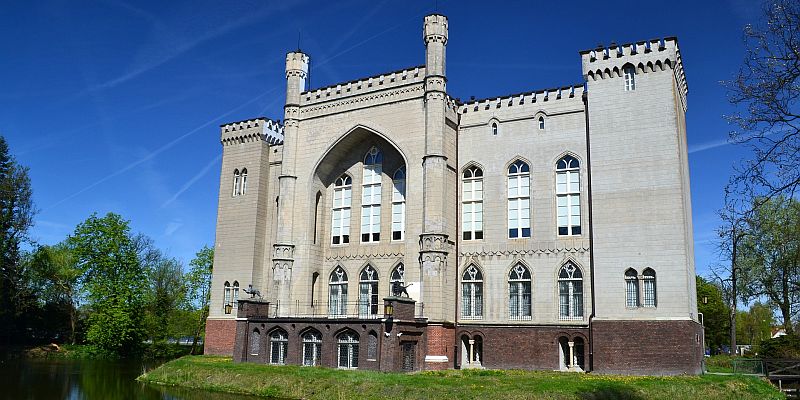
[
  {"left": 240, "top": 168, "right": 248, "bottom": 195},
  {"left": 558, "top": 263, "right": 584, "bottom": 321},
  {"left": 302, "top": 331, "right": 322, "bottom": 366},
  {"left": 508, "top": 160, "right": 531, "bottom": 238},
  {"left": 509, "top": 263, "right": 532, "bottom": 320},
  {"left": 625, "top": 268, "right": 639, "bottom": 308},
  {"left": 232, "top": 281, "right": 240, "bottom": 309},
  {"left": 461, "top": 265, "right": 483, "bottom": 320},
  {"left": 223, "top": 281, "right": 231, "bottom": 311},
  {"left": 337, "top": 331, "right": 359, "bottom": 369},
  {"left": 624, "top": 65, "right": 636, "bottom": 91},
  {"left": 389, "top": 263, "right": 405, "bottom": 292},
  {"left": 391, "top": 167, "right": 406, "bottom": 241},
  {"left": 556, "top": 155, "right": 581, "bottom": 236},
  {"left": 462, "top": 166, "right": 484, "bottom": 241},
  {"left": 361, "top": 147, "right": 383, "bottom": 243},
  {"left": 233, "top": 169, "right": 241, "bottom": 197},
  {"left": 269, "top": 330, "right": 288, "bottom": 365},
  {"left": 359, "top": 265, "right": 379, "bottom": 318},
  {"left": 329, "top": 267, "right": 348, "bottom": 316},
  {"left": 331, "top": 175, "right": 352, "bottom": 245},
  {"left": 642, "top": 268, "right": 657, "bottom": 307}
]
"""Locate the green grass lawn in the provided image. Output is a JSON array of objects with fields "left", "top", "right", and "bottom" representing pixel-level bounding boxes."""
[{"left": 138, "top": 356, "right": 783, "bottom": 400}]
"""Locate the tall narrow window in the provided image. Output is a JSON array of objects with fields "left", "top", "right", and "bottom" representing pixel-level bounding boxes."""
[
  {"left": 461, "top": 265, "right": 483, "bottom": 319},
  {"left": 624, "top": 65, "right": 636, "bottom": 91},
  {"left": 642, "top": 268, "right": 657, "bottom": 307},
  {"left": 329, "top": 267, "right": 348, "bottom": 316},
  {"left": 625, "top": 268, "right": 639, "bottom": 308},
  {"left": 232, "top": 281, "right": 240, "bottom": 309},
  {"left": 269, "top": 330, "right": 288, "bottom": 365},
  {"left": 332, "top": 175, "right": 352, "bottom": 245},
  {"left": 390, "top": 263, "right": 405, "bottom": 293},
  {"left": 313, "top": 191, "right": 322, "bottom": 244},
  {"left": 337, "top": 331, "right": 359, "bottom": 369},
  {"left": 558, "top": 262, "right": 584, "bottom": 320},
  {"left": 240, "top": 168, "right": 248, "bottom": 195},
  {"left": 556, "top": 155, "right": 581, "bottom": 236},
  {"left": 392, "top": 167, "right": 406, "bottom": 241},
  {"left": 367, "top": 331, "right": 378, "bottom": 360},
  {"left": 361, "top": 147, "right": 383, "bottom": 242},
  {"left": 508, "top": 160, "right": 531, "bottom": 238},
  {"left": 462, "top": 166, "right": 483, "bottom": 240},
  {"left": 302, "top": 330, "right": 322, "bottom": 366},
  {"left": 492, "top": 122, "right": 498, "bottom": 136},
  {"left": 538, "top": 116, "right": 545, "bottom": 130},
  {"left": 509, "top": 264, "right": 532, "bottom": 320},
  {"left": 223, "top": 281, "right": 231, "bottom": 311},
  {"left": 359, "top": 265, "right": 379, "bottom": 317},
  {"left": 233, "top": 169, "right": 241, "bottom": 197},
  {"left": 249, "top": 329, "right": 261, "bottom": 356}
]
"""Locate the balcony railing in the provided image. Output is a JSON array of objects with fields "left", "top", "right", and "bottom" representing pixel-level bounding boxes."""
[{"left": 263, "top": 301, "right": 425, "bottom": 320}]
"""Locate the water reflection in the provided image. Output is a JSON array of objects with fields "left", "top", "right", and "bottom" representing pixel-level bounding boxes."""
[{"left": 0, "top": 354, "right": 257, "bottom": 400}]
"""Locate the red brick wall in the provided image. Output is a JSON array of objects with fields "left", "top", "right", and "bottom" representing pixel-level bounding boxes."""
[
  {"left": 204, "top": 319, "right": 237, "bottom": 356},
  {"left": 591, "top": 320, "right": 703, "bottom": 375},
  {"left": 457, "top": 325, "right": 588, "bottom": 370},
  {"left": 425, "top": 324, "right": 455, "bottom": 370}
]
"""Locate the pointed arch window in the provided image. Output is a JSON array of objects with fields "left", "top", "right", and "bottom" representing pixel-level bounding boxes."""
[
  {"left": 359, "top": 265, "right": 379, "bottom": 317},
  {"left": 302, "top": 330, "right": 322, "bottom": 366},
  {"left": 556, "top": 155, "right": 581, "bottom": 236},
  {"left": 240, "top": 168, "right": 248, "bottom": 195},
  {"left": 392, "top": 167, "right": 406, "bottom": 241},
  {"left": 625, "top": 268, "right": 639, "bottom": 308},
  {"left": 508, "top": 160, "right": 531, "bottom": 238},
  {"left": 462, "top": 166, "right": 483, "bottom": 240},
  {"left": 461, "top": 265, "right": 483, "bottom": 319},
  {"left": 329, "top": 267, "right": 348, "bottom": 316},
  {"left": 249, "top": 328, "right": 261, "bottom": 356},
  {"left": 538, "top": 116, "right": 545, "bottom": 130},
  {"left": 269, "top": 329, "right": 288, "bottom": 365},
  {"left": 232, "top": 281, "right": 240, "bottom": 309},
  {"left": 642, "top": 268, "right": 657, "bottom": 307},
  {"left": 223, "top": 281, "right": 231, "bottom": 311},
  {"left": 509, "top": 264, "right": 532, "bottom": 320},
  {"left": 233, "top": 169, "right": 241, "bottom": 197},
  {"left": 558, "top": 263, "right": 584, "bottom": 320},
  {"left": 332, "top": 175, "right": 352, "bottom": 245},
  {"left": 362, "top": 147, "right": 383, "bottom": 243},
  {"left": 337, "top": 331, "right": 359, "bottom": 369},
  {"left": 390, "top": 263, "right": 405, "bottom": 292},
  {"left": 491, "top": 122, "right": 498, "bottom": 136},
  {"left": 624, "top": 65, "right": 636, "bottom": 91}
]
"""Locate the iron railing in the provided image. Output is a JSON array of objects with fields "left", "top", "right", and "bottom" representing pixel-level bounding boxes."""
[{"left": 264, "top": 301, "right": 425, "bottom": 319}]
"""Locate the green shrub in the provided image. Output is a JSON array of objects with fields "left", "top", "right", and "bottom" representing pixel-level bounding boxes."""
[{"left": 759, "top": 334, "right": 800, "bottom": 358}]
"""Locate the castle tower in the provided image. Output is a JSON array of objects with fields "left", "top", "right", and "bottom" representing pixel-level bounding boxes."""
[
  {"left": 581, "top": 39, "right": 702, "bottom": 374},
  {"left": 272, "top": 51, "right": 309, "bottom": 315}
]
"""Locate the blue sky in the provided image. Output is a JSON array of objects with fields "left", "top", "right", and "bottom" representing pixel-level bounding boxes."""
[{"left": 1, "top": 0, "right": 762, "bottom": 275}]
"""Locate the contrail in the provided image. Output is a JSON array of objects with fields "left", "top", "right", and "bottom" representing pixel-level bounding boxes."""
[
  {"left": 688, "top": 138, "right": 731, "bottom": 154},
  {"left": 161, "top": 153, "right": 222, "bottom": 208},
  {"left": 43, "top": 88, "right": 276, "bottom": 212}
]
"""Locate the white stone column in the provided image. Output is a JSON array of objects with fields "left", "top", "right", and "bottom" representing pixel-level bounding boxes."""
[{"left": 568, "top": 341, "right": 575, "bottom": 371}]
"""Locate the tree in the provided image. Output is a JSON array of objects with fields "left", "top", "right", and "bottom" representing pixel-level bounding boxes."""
[
  {"left": 0, "top": 135, "right": 36, "bottom": 342},
  {"left": 186, "top": 245, "right": 213, "bottom": 354},
  {"left": 736, "top": 302, "right": 775, "bottom": 351},
  {"left": 143, "top": 252, "right": 186, "bottom": 342},
  {"left": 67, "top": 213, "right": 147, "bottom": 356},
  {"left": 697, "top": 276, "right": 731, "bottom": 355},
  {"left": 30, "top": 243, "right": 82, "bottom": 344},
  {"left": 736, "top": 196, "right": 800, "bottom": 333},
  {"left": 727, "top": 0, "right": 800, "bottom": 204}
]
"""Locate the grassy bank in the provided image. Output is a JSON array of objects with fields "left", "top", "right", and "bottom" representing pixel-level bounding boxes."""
[
  {"left": 138, "top": 356, "right": 784, "bottom": 400},
  {"left": 21, "top": 343, "right": 194, "bottom": 360}
]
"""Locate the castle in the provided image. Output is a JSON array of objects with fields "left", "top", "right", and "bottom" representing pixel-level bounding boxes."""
[{"left": 204, "top": 13, "right": 702, "bottom": 375}]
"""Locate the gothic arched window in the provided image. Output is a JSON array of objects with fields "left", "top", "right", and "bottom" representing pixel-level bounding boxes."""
[
  {"left": 390, "top": 263, "right": 405, "bottom": 292},
  {"left": 240, "top": 168, "right": 248, "bottom": 195},
  {"left": 508, "top": 160, "right": 531, "bottom": 238},
  {"left": 362, "top": 147, "right": 383, "bottom": 243},
  {"left": 359, "top": 265, "right": 379, "bottom": 317},
  {"left": 233, "top": 169, "right": 241, "bottom": 197},
  {"left": 491, "top": 122, "right": 498, "bottom": 136},
  {"left": 392, "top": 167, "right": 406, "bottom": 241},
  {"left": 538, "top": 116, "right": 545, "bottom": 130},
  {"left": 223, "top": 281, "right": 231, "bottom": 311},
  {"left": 337, "top": 330, "right": 359, "bottom": 369},
  {"left": 556, "top": 155, "right": 581, "bottom": 236},
  {"left": 249, "top": 328, "right": 261, "bottom": 356},
  {"left": 269, "top": 329, "right": 288, "bottom": 365},
  {"left": 331, "top": 174, "right": 352, "bottom": 245},
  {"left": 329, "top": 267, "right": 348, "bottom": 316},
  {"left": 509, "top": 263, "right": 532, "bottom": 320},
  {"left": 302, "top": 330, "right": 322, "bottom": 366},
  {"left": 558, "top": 262, "right": 584, "bottom": 320},
  {"left": 624, "top": 65, "right": 636, "bottom": 91},
  {"left": 642, "top": 268, "right": 657, "bottom": 307},
  {"left": 625, "top": 268, "right": 639, "bottom": 308},
  {"left": 462, "top": 265, "right": 483, "bottom": 319},
  {"left": 232, "top": 281, "right": 240, "bottom": 309},
  {"left": 462, "top": 166, "right": 483, "bottom": 240}
]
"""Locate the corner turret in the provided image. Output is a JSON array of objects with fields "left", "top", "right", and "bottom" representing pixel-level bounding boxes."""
[
  {"left": 285, "top": 51, "right": 309, "bottom": 107},
  {"left": 423, "top": 14, "right": 448, "bottom": 82}
]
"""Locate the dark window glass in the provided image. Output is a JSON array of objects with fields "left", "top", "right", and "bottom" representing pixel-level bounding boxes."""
[
  {"left": 572, "top": 226, "right": 581, "bottom": 235},
  {"left": 362, "top": 233, "right": 369, "bottom": 242},
  {"left": 393, "top": 231, "right": 402, "bottom": 240},
  {"left": 463, "top": 232, "right": 472, "bottom": 240},
  {"left": 333, "top": 236, "right": 340, "bottom": 245},
  {"left": 509, "top": 229, "right": 518, "bottom": 238},
  {"left": 558, "top": 226, "right": 569, "bottom": 236},
  {"left": 372, "top": 233, "right": 380, "bottom": 241},
  {"left": 522, "top": 228, "right": 531, "bottom": 237},
  {"left": 343, "top": 235, "right": 349, "bottom": 243},
  {"left": 475, "top": 231, "right": 483, "bottom": 240}
]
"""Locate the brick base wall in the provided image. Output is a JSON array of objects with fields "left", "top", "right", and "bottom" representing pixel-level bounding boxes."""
[
  {"left": 457, "top": 325, "right": 588, "bottom": 370},
  {"left": 591, "top": 319, "right": 703, "bottom": 375},
  {"left": 204, "top": 318, "right": 237, "bottom": 356},
  {"left": 424, "top": 324, "right": 455, "bottom": 370}
]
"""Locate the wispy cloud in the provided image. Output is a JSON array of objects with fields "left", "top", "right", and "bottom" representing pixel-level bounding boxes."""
[
  {"left": 164, "top": 220, "right": 184, "bottom": 236},
  {"left": 161, "top": 153, "right": 222, "bottom": 208},
  {"left": 688, "top": 138, "right": 731, "bottom": 154},
  {"left": 43, "top": 88, "right": 276, "bottom": 212}
]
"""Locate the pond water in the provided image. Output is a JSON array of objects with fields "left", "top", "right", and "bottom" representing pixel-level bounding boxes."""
[{"left": 0, "top": 353, "right": 258, "bottom": 400}]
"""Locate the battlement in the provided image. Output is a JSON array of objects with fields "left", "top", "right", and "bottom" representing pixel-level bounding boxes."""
[
  {"left": 580, "top": 37, "right": 688, "bottom": 110},
  {"left": 457, "top": 84, "right": 585, "bottom": 115},
  {"left": 220, "top": 117, "right": 284, "bottom": 146},
  {"left": 286, "top": 52, "right": 309, "bottom": 78},
  {"left": 423, "top": 14, "right": 448, "bottom": 44},
  {"left": 300, "top": 66, "right": 426, "bottom": 106}
]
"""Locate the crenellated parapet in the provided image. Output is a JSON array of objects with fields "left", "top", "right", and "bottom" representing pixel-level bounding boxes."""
[
  {"left": 220, "top": 117, "right": 284, "bottom": 147},
  {"left": 300, "top": 66, "right": 425, "bottom": 107},
  {"left": 580, "top": 37, "right": 688, "bottom": 110},
  {"left": 285, "top": 52, "right": 309, "bottom": 79},
  {"left": 423, "top": 14, "right": 448, "bottom": 45},
  {"left": 457, "top": 84, "right": 585, "bottom": 115}
]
